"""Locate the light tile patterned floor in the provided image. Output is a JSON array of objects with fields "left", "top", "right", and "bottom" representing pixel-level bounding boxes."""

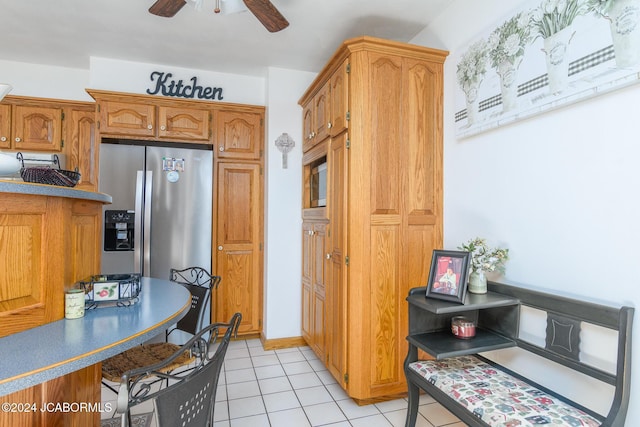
[{"left": 101, "top": 338, "right": 464, "bottom": 427}]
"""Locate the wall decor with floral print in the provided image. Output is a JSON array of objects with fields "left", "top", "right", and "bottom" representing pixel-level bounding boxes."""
[{"left": 455, "top": 0, "right": 640, "bottom": 138}]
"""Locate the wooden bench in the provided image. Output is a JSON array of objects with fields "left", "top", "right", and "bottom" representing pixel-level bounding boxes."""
[{"left": 404, "top": 282, "right": 634, "bottom": 427}]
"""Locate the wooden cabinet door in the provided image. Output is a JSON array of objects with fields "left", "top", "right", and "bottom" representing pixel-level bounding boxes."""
[
  {"left": 330, "top": 60, "right": 349, "bottom": 137},
  {"left": 215, "top": 111, "right": 262, "bottom": 160},
  {"left": 301, "top": 221, "right": 313, "bottom": 343},
  {"left": 66, "top": 108, "right": 98, "bottom": 191},
  {"left": 99, "top": 100, "right": 155, "bottom": 137},
  {"left": 12, "top": 105, "right": 62, "bottom": 151},
  {"left": 0, "top": 104, "right": 10, "bottom": 149},
  {"left": 313, "top": 83, "right": 330, "bottom": 144},
  {"left": 214, "top": 162, "right": 263, "bottom": 335},
  {"left": 302, "top": 101, "right": 314, "bottom": 152},
  {"left": 311, "top": 222, "right": 327, "bottom": 361},
  {"left": 326, "top": 132, "right": 348, "bottom": 386},
  {"left": 158, "top": 106, "right": 211, "bottom": 142}
]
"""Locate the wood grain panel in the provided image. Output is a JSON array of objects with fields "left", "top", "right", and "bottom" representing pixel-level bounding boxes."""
[
  {"left": 100, "top": 101, "right": 155, "bottom": 137},
  {"left": 215, "top": 111, "right": 262, "bottom": 160},
  {"left": 0, "top": 104, "right": 11, "bottom": 149},
  {"left": 369, "top": 54, "right": 402, "bottom": 215},
  {"left": 326, "top": 133, "right": 347, "bottom": 386},
  {"left": 159, "top": 106, "right": 210, "bottom": 141},
  {"left": 370, "top": 225, "right": 401, "bottom": 386},
  {"left": 0, "top": 199, "right": 46, "bottom": 336},
  {"left": 12, "top": 105, "right": 63, "bottom": 152},
  {"left": 67, "top": 109, "right": 98, "bottom": 191},
  {"left": 215, "top": 162, "right": 262, "bottom": 335},
  {"left": 69, "top": 202, "right": 101, "bottom": 284},
  {"left": 329, "top": 60, "right": 349, "bottom": 137},
  {"left": 217, "top": 249, "right": 258, "bottom": 334},
  {"left": 404, "top": 59, "right": 443, "bottom": 221}
]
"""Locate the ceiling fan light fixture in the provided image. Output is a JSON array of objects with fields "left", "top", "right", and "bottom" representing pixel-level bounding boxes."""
[{"left": 220, "top": 0, "right": 248, "bottom": 14}]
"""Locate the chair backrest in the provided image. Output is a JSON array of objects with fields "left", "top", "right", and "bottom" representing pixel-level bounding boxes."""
[
  {"left": 169, "top": 267, "right": 222, "bottom": 337},
  {"left": 118, "top": 312, "right": 242, "bottom": 427}
]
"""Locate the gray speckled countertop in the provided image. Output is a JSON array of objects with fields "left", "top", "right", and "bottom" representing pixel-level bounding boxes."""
[
  {"left": 0, "top": 180, "right": 112, "bottom": 203},
  {"left": 0, "top": 278, "right": 190, "bottom": 397}
]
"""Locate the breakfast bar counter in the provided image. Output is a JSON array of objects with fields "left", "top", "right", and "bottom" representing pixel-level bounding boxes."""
[{"left": 0, "top": 278, "right": 191, "bottom": 397}]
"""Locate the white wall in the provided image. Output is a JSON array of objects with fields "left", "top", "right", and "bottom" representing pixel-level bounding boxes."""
[
  {"left": 264, "top": 67, "right": 317, "bottom": 339},
  {"left": 414, "top": 0, "right": 640, "bottom": 423},
  {"left": 0, "top": 59, "right": 91, "bottom": 101},
  {"left": 89, "top": 57, "right": 265, "bottom": 105}
]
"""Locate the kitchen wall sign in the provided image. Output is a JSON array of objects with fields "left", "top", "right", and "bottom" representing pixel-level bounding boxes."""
[
  {"left": 146, "top": 71, "right": 224, "bottom": 100},
  {"left": 455, "top": 0, "right": 640, "bottom": 139}
]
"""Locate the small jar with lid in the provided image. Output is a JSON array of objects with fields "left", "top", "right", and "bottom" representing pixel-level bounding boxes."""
[
  {"left": 451, "top": 316, "right": 476, "bottom": 339},
  {"left": 65, "top": 289, "right": 85, "bottom": 319}
]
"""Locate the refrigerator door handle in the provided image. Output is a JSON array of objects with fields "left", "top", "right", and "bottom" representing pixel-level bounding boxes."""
[
  {"left": 134, "top": 170, "right": 144, "bottom": 274},
  {"left": 143, "top": 170, "right": 153, "bottom": 275}
]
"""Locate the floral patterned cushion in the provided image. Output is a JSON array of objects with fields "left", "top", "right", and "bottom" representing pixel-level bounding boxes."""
[{"left": 408, "top": 355, "right": 602, "bottom": 426}]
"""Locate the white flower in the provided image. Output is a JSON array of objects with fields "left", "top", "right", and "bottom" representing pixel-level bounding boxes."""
[
  {"left": 517, "top": 11, "right": 532, "bottom": 27},
  {"left": 557, "top": 0, "right": 568, "bottom": 14},
  {"left": 458, "top": 238, "right": 509, "bottom": 274},
  {"left": 487, "top": 32, "right": 500, "bottom": 50},
  {"left": 504, "top": 34, "right": 522, "bottom": 56},
  {"left": 543, "top": 0, "right": 559, "bottom": 13}
]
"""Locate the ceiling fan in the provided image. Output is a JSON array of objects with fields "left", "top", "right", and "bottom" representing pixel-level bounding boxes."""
[{"left": 148, "top": 0, "right": 289, "bottom": 32}]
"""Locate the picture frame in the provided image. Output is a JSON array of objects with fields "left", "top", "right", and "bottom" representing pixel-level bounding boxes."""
[{"left": 425, "top": 250, "right": 471, "bottom": 304}]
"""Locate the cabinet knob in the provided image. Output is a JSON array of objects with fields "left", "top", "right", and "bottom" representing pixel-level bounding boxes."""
[
  {"left": 0, "top": 136, "right": 6, "bottom": 142},
  {"left": 308, "top": 230, "right": 315, "bottom": 236},
  {"left": 327, "top": 122, "right": 332, "bottom": 129},
  {"left": 147, "top": 124, "right": 153, "bottom": 130},
  {"left": 326, "top": 253, "right": 332, "bottom": 260},
  {"left": 217, "top": 245, "right": 223, "bottom": 251},
  {"left": 219, "top": 146, "right": 224, "bottom": 152},
  {"left": 14, "top": 137, "right": 21, "bottom": 142},
  {"left": 160, "top": 125, "right": 166, "bottom": 131}
]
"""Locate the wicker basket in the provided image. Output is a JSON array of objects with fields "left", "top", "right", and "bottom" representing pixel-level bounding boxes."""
[{"left": 17, "top": 153, "right": 81, "bottom": 187}]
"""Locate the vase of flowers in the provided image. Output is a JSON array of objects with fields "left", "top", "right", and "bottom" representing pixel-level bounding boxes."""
[
  {"left": 458, "top": 237, "right": 509, "bottom": 294},
  {"left": 588, "top": 0, "right": 640, "bottom": 67},
  {"left": 488, "top": 11, "right": 534, "bottom": 112},
  {"left": 457, "top": 39, "right": 489, "bottom": 125},
  {"left": 533, "top": 0, "right": 588, "bottom": 94}
]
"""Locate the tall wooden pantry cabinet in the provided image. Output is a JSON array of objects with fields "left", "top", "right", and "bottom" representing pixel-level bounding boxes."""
[{"left": 299, "top": 36, "right": 448, "bottom": 401}]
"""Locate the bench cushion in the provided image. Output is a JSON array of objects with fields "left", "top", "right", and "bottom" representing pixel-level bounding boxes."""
[{"left": 408, "top": 355, "right": 602, "bottom": 427}]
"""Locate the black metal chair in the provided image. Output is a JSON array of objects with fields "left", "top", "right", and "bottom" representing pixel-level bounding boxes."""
[
  {"left": 166, "top": 266, "right": 221, "bottom": 342},
  {"left": 116, "top": 313, "right": 242, "bottom": 427},
  {"left": 102, "top": 267, "right": 221, "bottom": 391}
]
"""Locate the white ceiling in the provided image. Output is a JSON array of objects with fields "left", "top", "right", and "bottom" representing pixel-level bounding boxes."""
[{"left": 0, "top": 0, "right": 451, "bottom": 77}]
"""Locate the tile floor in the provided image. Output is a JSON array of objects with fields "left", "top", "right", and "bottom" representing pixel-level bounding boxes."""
[{"left": 101, "top": 338, "right": 464, "bottom": 427}]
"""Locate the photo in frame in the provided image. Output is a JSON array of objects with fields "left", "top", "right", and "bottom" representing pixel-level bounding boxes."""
[{"left": 425, "top": 250, "right": 471, "bottom": 304}]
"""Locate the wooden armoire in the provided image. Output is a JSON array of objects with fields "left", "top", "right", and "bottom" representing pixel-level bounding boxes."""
[{"left": 299, "top": 36, "right": 448, "bottom": 401}]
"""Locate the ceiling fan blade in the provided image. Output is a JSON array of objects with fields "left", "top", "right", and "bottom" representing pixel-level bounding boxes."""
[
  {"left": 149, "top": 0, "right": 187, "bottom": 17},
  {"left": 242, "top": 0, "right": 289, "bottom": 32}
]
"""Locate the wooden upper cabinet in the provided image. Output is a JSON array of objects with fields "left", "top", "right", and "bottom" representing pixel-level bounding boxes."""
[
  {"left": 158, "top": 106, "right": 211, "bottom": 141},
  {"left": 99, "top": 100, "right": 156, "bottom": 137},
  {"left": 329, "top": 60, "right": 349, "bottom": 137},
  {"left": 302, "top": 82, "right": 330, "bottom": 152},
  {"left": 66, "top": 107, "right": 98, "bottom": 191},
  {"left": 302, "top": 101, "right": 313, "bottom": 151},
  {"left": 313, "top": 83, "right": 330, "bottom": 144},
  {"left": 0, "top": 104, "right": 10, "bottom": 149},
  {"left": 215, "top": 110, "right": 263, "bottom": 160},
  {"left": 12, "top": 105, "right": 63, "bottom": 151}
]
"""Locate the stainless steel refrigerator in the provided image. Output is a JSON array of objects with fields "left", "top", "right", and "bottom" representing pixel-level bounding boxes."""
[{"left": 99, "top": 140, "right": 213, "bottom": 280}]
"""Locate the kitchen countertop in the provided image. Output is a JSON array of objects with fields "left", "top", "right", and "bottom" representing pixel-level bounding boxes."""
[
  {"left": 0, "top": 278, "right": 190, "bottom": 397},
  {"left": 0, "top": 179, "right": 112, "bottom": 203}
]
